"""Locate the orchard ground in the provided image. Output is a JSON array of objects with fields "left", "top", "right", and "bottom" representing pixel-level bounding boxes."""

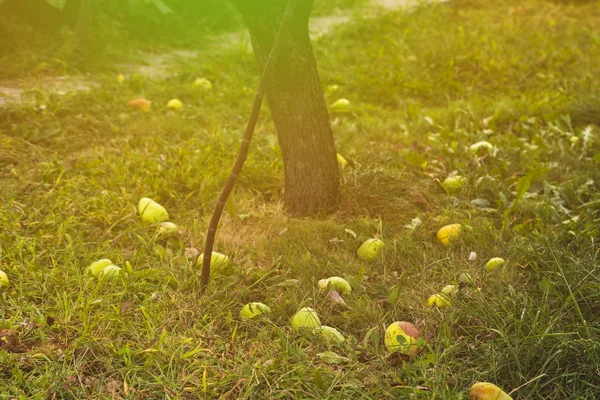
[{"left": 1, "top": 0, "right": 600, "bottom": 398}]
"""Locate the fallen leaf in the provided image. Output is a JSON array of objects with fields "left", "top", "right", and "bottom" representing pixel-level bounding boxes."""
[{"left": 317, "top": 351, "right": 350, "bottom": 364}]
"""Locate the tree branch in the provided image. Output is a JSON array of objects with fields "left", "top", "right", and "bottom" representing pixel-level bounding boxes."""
[{"left": 200, "top": 0, "right": 298, "bottom": 293}]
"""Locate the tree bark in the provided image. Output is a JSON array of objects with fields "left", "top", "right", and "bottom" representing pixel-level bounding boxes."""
[{"left": 231, "top": 0, "right": 340, "bottom": 216}]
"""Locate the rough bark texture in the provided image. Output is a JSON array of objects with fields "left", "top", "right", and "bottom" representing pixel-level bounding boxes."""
[{"left": 231, "top": 0, "right": 340, "bottom": 216}]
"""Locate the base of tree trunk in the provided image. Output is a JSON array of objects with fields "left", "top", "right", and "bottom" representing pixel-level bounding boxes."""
[{"left": 232, "top": 0, "right": 340, "bottom": 217}]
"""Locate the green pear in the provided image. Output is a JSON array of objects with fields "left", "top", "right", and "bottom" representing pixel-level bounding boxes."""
[
  {"left": 240, "top": 302, "right": 271, "bottom": 319},
  {"left": 357, "top": 239, "right": 384, "bottom": 261},
  {"left": 313, "top": 326, "right": 345, "bottom": 344},
  {"left": 138, "top": 198, "right": 169, "bottom": 224},
  {"left": 485, "top": 257, "right": 505, "bottom": 273},
  {"left": 100, "top": 265, "right": 122, "bottom": 280},
  {"left": 87, "top": 259, "right": 113, "bottom": 276},
  {"left": 330, "top": 98, "right": 351, "bottom": 113},
  {"left": 318, "top": 277, "right": 352, "bottom": 295},
  {"left": 291, "top": 307, "right": 321, "bottom": 330},
  {"left": 0, "top": 270, "right": 9, "bottom": 289},
  {"left": 197, "top": 252, "right": 230, "bottom": 270}
]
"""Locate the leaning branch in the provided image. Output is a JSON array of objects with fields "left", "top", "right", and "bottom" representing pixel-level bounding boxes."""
[{"left": 200, "top": 0, "right": 298, "bottom": 292}]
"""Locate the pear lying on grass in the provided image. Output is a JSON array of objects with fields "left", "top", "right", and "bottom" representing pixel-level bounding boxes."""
[
  {"left": 193, "top": 77, "right": 212, "bottom": 90},
  {"left": 318, "top": 277, "right": 352, "bottom": 295},
  {"left": 485, "top": 257, "right": 505, "bottom": 273},
  {"left": 99, "top": 265, "right": 122, "bottom": 279},
  {"left": 427, "top": 293, "right": 451, "bottom": 308},
  {"left": 157, "top": 222, "right": 180, "bottom": 238},
  {"left": 384, "top": 321, "right": 421, "bottom": 355},
  {"left": 313, "top": 326, "right": 345, "bottom": 344},
  {"left": 127, "top": 98, "right": 151, "bottom": 112},
  {"left": 330, "top": 98, "right": 351, "bottom": 113},
  {"left": 291, "top": 307, "right": 321, "bottom": 330},
  {"left": 437, "top": 224, "right": 461, "bottom": 247},
  {"left": 197, "top": 252, "right": 230, "bottom": 270},
  {"left": 468, "top": 382, "right": 512, "bottom": 400},
  {"left": 87, "top": 259, "right": 114, "bottom": 276},
  {"left": 240, "top": 302, "right": 271, "bottom": 319},
  {"left": 138, "top": 198, "right": 169, "bottom": 224},
  {"left": 469, "top": 141, "right": 494, "bottom": 153},
  {"left": 167, "top": 98, "right": 183, "bottom": 111},
  {"left": 441, "top": 284, "right": 459, "bottom": 296},
  {"left": 0, "top": 270, "right": 9, "bottom": 289},
  {"left": 441, "top": 175, "right": 466, "bottom": 192},
  {"left": 357, "top": 238, "right": 384, "bottom": 261}
]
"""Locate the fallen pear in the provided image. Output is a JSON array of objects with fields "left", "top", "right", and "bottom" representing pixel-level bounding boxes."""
[
  {"left": 240, "top": 302, "right": 271, "bottom": 319},
  {"left": 384, "top": 321, "right": 421, "bottom": 355},
  {"left": 138, "top": 198, "right": 169, "bottom": 224},
  {"left": 127, "top": 98, "right": 151, "bottom": 112},
  {"left": 437, "top": 224, "right": 462, "bottom": 247},
  {"left": 291, "top": 307, "right": 321, "bottom": 330},
  {"left": 313, "top": 326, "right": 345, "bottom": 344},
  {"left": 167, "top": 98, "right": 183, "bottom": 111},
  {"left": 87, "top": 259, "right": 113, "bottom": 276},
  {"left": 330, "top": 98, "right": 351, "bottom": 113},
  {"left": 193, "top": 77, "right": 212, "bottom": 90},
  {"left": 468, "top": 382, "right": 513, "bottom": 400},
  {"left": 318, "top": 277, "right": 352, "bottom": 295},
  {"left": 427, "top": 293, "right": 451, "bottom": 308},
  {"left": 357, "top": 238, "right": 384, "bottom": 261},
  {"left": 197, "top": 252, "right": 230, "bottom": 270},
  {"left": 441, "top": 175, "right": 466, "bottom": 192},
  {"left": 469, "top": 141, "right": 494, "bottom": 153},
  {"left": 157, "top": 222, "right": 180, "bottom": 238},
  {"left": 485, "top": 257, "right": 505, "bottom": 273},
  {"left": 99, "top": 265, "right": 122, "bottom": 280},
  {"left": 0, "top": 270, "right": 9, "bottom": 289},
  {"left": 441, "top": 284, "right": 459, "bottom": 296}
]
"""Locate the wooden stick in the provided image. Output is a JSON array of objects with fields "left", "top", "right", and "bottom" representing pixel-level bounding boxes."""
[{"left": 201, "top": 0, "right": 299, "bottom": 292}]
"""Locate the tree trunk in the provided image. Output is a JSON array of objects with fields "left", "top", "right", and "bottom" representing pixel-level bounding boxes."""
[{"left": 231, "top": 0, "right": 340, "bottom": 216}]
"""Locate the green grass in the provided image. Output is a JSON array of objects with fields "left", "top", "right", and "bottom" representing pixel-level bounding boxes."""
[{"left": 1, "top": 0, "right": 600, "bottom": 398}]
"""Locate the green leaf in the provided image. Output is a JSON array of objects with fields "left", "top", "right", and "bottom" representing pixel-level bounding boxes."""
[
  {"left": 395, "top": 334, "right": 407, "bottom": 345},
  {"left": 515, "top": 175, "right": 532, "bottom": 202},
  {"left": 388, "top": 284, "right": 401, "bottom": 304},
  {"left": 317, "top": 351, "right": 350, "bottom": 364}
]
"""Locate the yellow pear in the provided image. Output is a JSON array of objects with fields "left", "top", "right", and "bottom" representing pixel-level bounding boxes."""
[
  {"left": 384, "top": 321, "right": 421, "bottom": 355},
  {"left": 437, "top": 224, "right": 462, "bottom": 246},
  {"left": 468, "top": 382, "right": 513, "bottom": 400},
  {"left": 427, "top": 293, "right": 451, "bottom": 308},
  {"left": 0, "top": 270, "right": 9, "bottom": 289},
  {"left": 167, "top": 98, "right": 183, "bottom": 111}
]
